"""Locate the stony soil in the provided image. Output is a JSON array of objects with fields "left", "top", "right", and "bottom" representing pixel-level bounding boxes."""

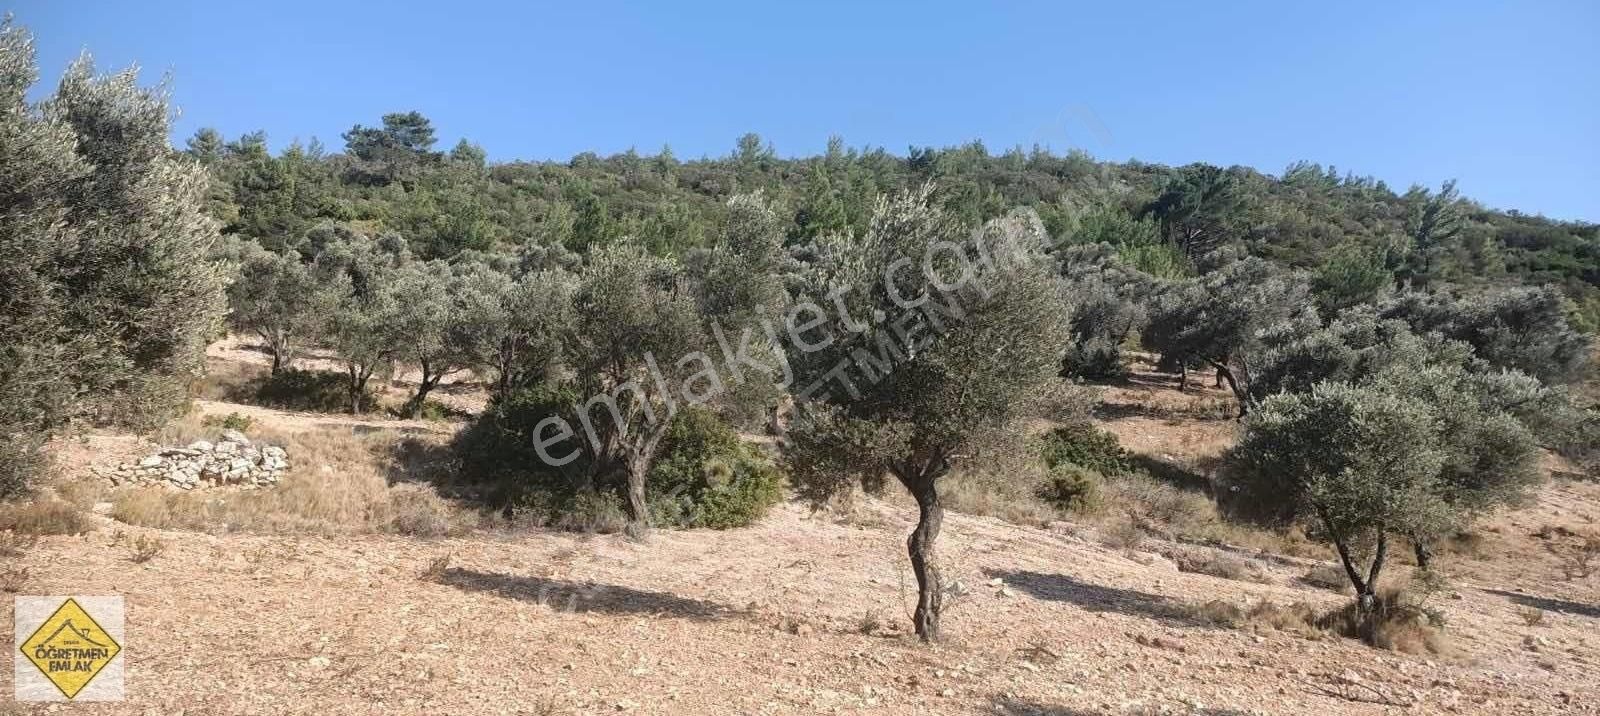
[{"left": 6, "top": 345, "right": 1597, "bottom": 715}]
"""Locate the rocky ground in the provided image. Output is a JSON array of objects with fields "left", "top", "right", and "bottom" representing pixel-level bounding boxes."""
[{"left": 4, "top": 347, "right": 1596, "bottom": 715}]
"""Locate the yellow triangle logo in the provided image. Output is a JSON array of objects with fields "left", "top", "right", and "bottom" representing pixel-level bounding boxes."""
[{"left": 19, "top": 598, "right": 122, "bottom": 699}]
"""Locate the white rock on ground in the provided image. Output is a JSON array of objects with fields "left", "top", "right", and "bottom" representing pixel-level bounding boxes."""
[{"left": 106, "top": 433, "right": 289, "bottom": 489}]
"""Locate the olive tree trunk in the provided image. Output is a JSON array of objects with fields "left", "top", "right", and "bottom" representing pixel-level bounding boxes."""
[
  {"left": 1323, "top": 511, "right": 1389, "bottom": 616},
  {"left": 900, "top": 472, "right": 946, "bottom": 642},
  {"left": 623, "top": 455, "right": 651, "bottom": 539},
  {"left": 400, "top": 359, "right": 452, "bottom": 419},
  {"left": 1412, "top": 539, "right": 1432, "bottom": 570}
]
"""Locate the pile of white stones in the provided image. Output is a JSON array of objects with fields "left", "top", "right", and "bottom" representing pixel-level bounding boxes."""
[{"left": 102, "top": 429, "right": 289, "bottom": 490}]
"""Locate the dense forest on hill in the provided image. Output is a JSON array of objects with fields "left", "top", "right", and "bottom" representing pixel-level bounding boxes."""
[{"left": 188, "top": 113, "right": 1600, "bottom": 331}]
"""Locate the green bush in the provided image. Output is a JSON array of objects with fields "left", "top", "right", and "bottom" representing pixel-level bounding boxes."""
[
  {"left": 1037, "top": 463, "right": 1104, "bottom": 513},
  {"left": 202, "top": 412, "right": 254, "bottom": 432},
  {"left": 1040, "top": 422, "right": 1132, "bottom": 476},
  {"left": 459, "top": 394, "right": 782, "bottom": 530},
  {"left": 648, "top": 408, "right": 784, "bottom": 529},
  {"left": 244, "top": 369, "right": 366, "bottom": 413},
  {"left": 454, "top": 384, "right": 589, "bottom": 505}
]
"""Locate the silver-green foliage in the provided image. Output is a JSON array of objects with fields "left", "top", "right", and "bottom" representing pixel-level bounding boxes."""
[
  {"left": 783, "top": 187, "right": 1070, "bottom": 640},
  {"left": 0, "top": 21, "right": 226, "bottom": 497},
  {"left": 1230, "top": 383, "right": 1450, "bottom": 609}
]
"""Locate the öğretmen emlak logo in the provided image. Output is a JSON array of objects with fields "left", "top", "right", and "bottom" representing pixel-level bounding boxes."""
[{"left": 19, "top": 597, "right": 123, "bottom": 699}]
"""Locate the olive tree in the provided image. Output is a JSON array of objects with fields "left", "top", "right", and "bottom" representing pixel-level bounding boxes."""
[
  {"left": 222, "top": 239, "right": 343, "bottom": 374},
  {"left": 387, "top": 261, "right": 513, "bottom": 418},
  {"left": 312, "top": 230, "right": 410, "bottom": 413},
  {"left": 1380, "top": 286, "right": 1592, "bottom": 386},
  {"left": 1055, "top": 244, "right": 1153, "bottom": 380},
  {"left": 482, "top": 268, "right": 577, "bottom": 403},
  {"left": 1, "top": 22, "right": 226, "bottom": 496},
  {"left": 1228, "top": 383, "right": 1451, "bottom": 613},
  {"left": 783, "top": 188, "right": 1070, "bottom": 641},
  {"left": 1247, "top": 311, "right": 1548, "bottom": 565},
  {"left": 1142, "top": 257, "right": 1313, "bottom": 415}
]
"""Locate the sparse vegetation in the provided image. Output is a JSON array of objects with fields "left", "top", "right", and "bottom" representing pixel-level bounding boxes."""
[
  {"left": 114, "top": 420, "right": 478, "bottom": 536},
  {"left": 1171, "top": 550, "right": 1271, "bottom": 584},
  {"left": 1545, "top": 531, "right": 1599, "bottom": 580},
  {"left": 0, "top": 13, "right": 1596, "bottom": 715},
  {"left": 127, "top": 534, "right": 166, "bottom": 563},
  {"left": 0, "top": 499, "right": 90, "bottom": 536}
]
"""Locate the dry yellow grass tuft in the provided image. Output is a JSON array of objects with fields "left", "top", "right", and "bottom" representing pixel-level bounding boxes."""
[{"left": 0, "top": 498, "right": 90, "bottom": 535}]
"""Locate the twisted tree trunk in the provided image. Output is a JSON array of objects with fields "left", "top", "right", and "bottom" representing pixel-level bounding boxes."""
[{"left": 904, "top": 473, "right": 945, "bottom": 642}]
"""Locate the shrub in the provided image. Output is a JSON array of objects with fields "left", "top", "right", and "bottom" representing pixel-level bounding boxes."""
[
  {"left": 127, "top": 534, "right": 165, "bottom": 563},
  {"left": 1036, "top": 463, "right": 1104, "bottom": 514},
  {"left": 1062, "top": 336, "right": 1127, "bottom": 381},
  {"left": 551, "top": 491, "right": 628, "bottom": 533},
  {"left": 0, "top": 437, "right": 49, "bottom": 502},
  {"left": 648, "top": 408, "right": 783, "bottom": 529},
  {"left": 454, "top": 383, "right": 590, "bottom": 505},
  {"left": 1316, "top": 587, "right": 1447, "bottom": 654},
  {"left": 1173, "top": 551, "right": 1271, "bottom": 583},
  {"left": 1039, "top": 423, "right": 1132, "bottom": 476},
  {"left": 204, "top": 412, "right": 254, "bottom": 432}
]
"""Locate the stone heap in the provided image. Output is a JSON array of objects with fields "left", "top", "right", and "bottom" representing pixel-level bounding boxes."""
[{"left": 104, "top": 429, "right": 289, "bottom": 490}]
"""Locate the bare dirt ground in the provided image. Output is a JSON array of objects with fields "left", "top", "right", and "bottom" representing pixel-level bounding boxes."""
[
  {"left": 7, "top": 349, "right": 1598, "bottom": 715},
  {"left": 206, "top": 335, "right": 490, "bottom": 416}
]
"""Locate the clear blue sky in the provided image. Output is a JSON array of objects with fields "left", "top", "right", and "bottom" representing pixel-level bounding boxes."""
[{"left": 14, "top": 0, "right": 1599, "bottom": 221}]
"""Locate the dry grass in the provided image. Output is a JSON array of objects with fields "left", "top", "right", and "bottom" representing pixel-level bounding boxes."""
[
  {"left": 940, "top": 446, "right": 1063, "bottom": 527},
  {"left": 110, "top": 413, "right": 480, "bottom": 537},
  {"left": 1317, "top": 588, "right": 1450, "bottom": 655},
  {"left": 1097, "top": 518, "right": 1146, "bottom": 550},
  {"left": 0, "top": 564, "right": 27, "bottom": 593},
  {"left": 192, "top": 355, "right": 268, "bottom": 402},
  {"left": 0, "top": 530, "right": 37, "bottom": 558},
  {"left": 0, "top": 498, "right": 90, "bottom": 535},
  {"left": 940, "top": 472, "right": 1059, "bottom": 527},
  {"left": 1300, "top": 563, "right": 1351, "bottom": 593},
  {"left": 420, "top": 552, "right": 453, "bottom": 581},
  {"left": 0, "top": 530, "right": 34, "bottom": 593},
  {"left": 1543, "top": 530, "right": 1599, "bottom": 580},
  {"left": 127, "top": 533, "right": 166, "bottom": 563},
  {"left": 1171, "top": 550, "right": 1273, "bottom": 584}
]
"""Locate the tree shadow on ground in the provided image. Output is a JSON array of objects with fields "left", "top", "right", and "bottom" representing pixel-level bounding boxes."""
[
  {"left": 1127, "top": 454, "right": 1215, "bottom": 494},
  {"left": 990, "top": 696, "right": 1253, "bottom": 715},
  {"left": 1484, "top": 589, "right": 1600, "bottom": 619},
  {"left": 983, "top": 568, "right": 1224, "bottom": 629},
  {"left": 437, "top": 567, "right": 734, "bottom": 621}
]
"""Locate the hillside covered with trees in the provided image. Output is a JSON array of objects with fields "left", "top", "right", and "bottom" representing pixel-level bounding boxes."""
[
  {"left": 186, "top": 111, "right": 1600, "bottom": 334},
  {"left": 4, "top": 14, "right": 1597, "bottom": 661}
]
